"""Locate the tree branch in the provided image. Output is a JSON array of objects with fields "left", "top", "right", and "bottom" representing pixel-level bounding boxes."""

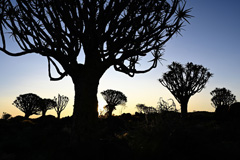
[{"left": 47, "top": 56, "right": 67, "bottom": 81}]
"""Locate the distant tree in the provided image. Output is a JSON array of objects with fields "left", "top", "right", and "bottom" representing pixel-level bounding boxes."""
[
  {"left": 1, "top": 112, "right": 11, "bottom": 120},
  {"left": 101, "top": 89, "right": 127, "bottom": 117},
  {"left": 210, "top": 87, "right": 236, "bottom": 109},
  {"left": 136, "top": 104, "right": 157, "bottom": 114},
  {"left": 157, "top": 97, "right": 177, "bottom": 113},
  {"left": 54, "top": 94, "right": 69, "bottom": 119},
  {"left": 143, "top": 106, "right": 157, "bottom": 114},
  {"left": 13, "top": 93, "right": 42, "bottom": 118},
  {"left": 159, "top": 62, "right": 213, "bottom": 117},
  {"left": 136, "top": 104, "right": 146, "bottom": 114},
  {"left": 39, "top": 98, "right": 57, "bottom": 117},
  {"left": 1, "top": 0, "right": 192, "bottom": 140}
]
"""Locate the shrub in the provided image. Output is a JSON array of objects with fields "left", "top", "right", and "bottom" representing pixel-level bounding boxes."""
[{"left": 1, "top": 112, "right": 12, "bottom": 120}]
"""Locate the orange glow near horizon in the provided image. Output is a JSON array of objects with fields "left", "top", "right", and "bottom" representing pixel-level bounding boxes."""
[{"left": 98, "top": 98, "right": 107, "bottom": 116}]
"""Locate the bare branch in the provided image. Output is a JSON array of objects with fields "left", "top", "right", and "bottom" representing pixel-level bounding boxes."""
[{"left": 47, "top": 56, "right": 67, "bottom": 81}]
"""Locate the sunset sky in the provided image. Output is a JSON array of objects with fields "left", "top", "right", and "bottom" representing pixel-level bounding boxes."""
[{"left": 1, "top": 0, "right": 240, "bottom": 118}]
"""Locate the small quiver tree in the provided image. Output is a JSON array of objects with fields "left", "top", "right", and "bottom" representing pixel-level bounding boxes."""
[
  {"left": 159, "top": 62, "right": 213, "bottom": 117},
  {"left": 210, "top": 87, "right": 236, "bottom": 109},
  {"left": 53, "top": 94, "right": 69, "bottom": 119},
  {"left": 13, "top": 93, "right": 42, "bottom": 118},
  {"left": 101, "top": 89, "right": 127, "bottom": 117},
  {"left": 39, "top": 98, "right": 57, "bottom": 117}
]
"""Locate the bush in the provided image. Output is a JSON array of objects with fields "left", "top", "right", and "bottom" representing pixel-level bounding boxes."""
[{"left": 1, "top": 112, "right": 12, "bottom": 120}]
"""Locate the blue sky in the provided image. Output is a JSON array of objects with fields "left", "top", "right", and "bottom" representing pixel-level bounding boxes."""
[{"left": 1, "top": 0, "right": 240, "bottom": 118}]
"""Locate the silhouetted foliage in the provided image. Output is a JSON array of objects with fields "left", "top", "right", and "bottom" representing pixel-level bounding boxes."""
[
  {"left": 136, "top": 104, "right": 157, "bottom": 114},
  {"left": 159, "top": 62, "right": 213, "bottom": 117},
  {"left": 210, "top": 87, "right": 236, "bottom": 109},
  {"left": 136, "top": 104, "right": 146, "bottom": 114},
  {"left": 101, "top": 89, "right": 127, "bottom": 117},
  {"left": 13, "top": 93, "right": 42, "bottom": 118},
  {"left": 39, "top": 98, "right": 57, "bottom": 117},
  {"left": 157, "top": 97, "right": 177, "bottom": 113},
  {"left": 0, "top": 0, "right": 192, "bottom": 141},
  {"left": 1, "top": 112, "right": 11, "bottom": 120},
  {"left": 1, "top": 111, "right": 240, "bottom": 159},
  {"left": 54, "top": 94, "right": 69, "bottom": 119}
]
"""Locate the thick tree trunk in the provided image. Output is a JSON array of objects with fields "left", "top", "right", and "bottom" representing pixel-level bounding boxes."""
[
  {"left": 71, "top": 73, "right": 101, "bottom": 144},
  {"left": 107, "top": 105, "right": 115, "bottom": 118},
  {"left": 25, "top": 112, "right": 30, "bottom": 119},
  {"left": 57, "top": 112, "right": 61, "bottom": 119},
  {"left": 180, "top": 98, "right": 190, "bottom": 118},
  {"left": 42, "top": 110, "right": 46, "bottom": 117}
]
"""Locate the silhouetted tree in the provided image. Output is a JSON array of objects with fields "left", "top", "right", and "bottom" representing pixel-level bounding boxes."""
[
  {"left": 54, "top": 94, "right": 69, "bottom": 119},
  {"left": 210, "top": 87, "right": 236, "bottom": 109},
  {"left": 101, "top": 89, "right": 127, "bottom": 117},
  {"left": 136, "top": 104, "right": 157, "bottom": 114},
  {"left": 136, "top": 104, "right": 145, "bottom": 114},
  {"left": 39, "top": 98, "right": 57, "bottom": 117},
  {"left": 0, "top": 0, "right": 192, "bottom": 140},
  {"left": 157, "top": 97, "right": 177, "bottom": 113},
  {"left": 143, "top": 106, "right": 157, "bottom": 114},
  {"left": 1, "top": 112, "right": 11, "bottom": 120},
  {"left": 13, "top": 93, "right": 41, "bottom": 118},
  {"left": 159, "top": 62, "right": 213, "bottom": 117}
]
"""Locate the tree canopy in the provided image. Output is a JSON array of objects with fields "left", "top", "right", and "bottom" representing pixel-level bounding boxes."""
[
  {"left": 211, "top": 87, "right": 236, "bottom": 109},
  {"left": 39, "top": 98, "right": 57, "bottom": 117},
  {"left": 53, "top": 94, "right": 69, "bottom": 119},
  {"left": 0, "top": 0, "right": 192, "bottom": 79},
  {"left": 101, "top": 89, "right": 127, "bottom": 117},
  {"left": 13, "top": 93, "right": 42, "bottom": 118}
]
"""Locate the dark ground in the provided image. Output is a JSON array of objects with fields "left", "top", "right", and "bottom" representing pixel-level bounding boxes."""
[{"left": 1, "top": 112, "right": 240, "bottom": 160}]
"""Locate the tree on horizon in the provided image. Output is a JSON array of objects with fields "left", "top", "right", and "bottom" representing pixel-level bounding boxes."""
[
  {"left": 159, "top": 62, "right": 213, "bottom": 117},
  {"left": 39, "top": 98, "right": 57, "bottom": 117},
  {"left": 12, "top": 93, "right": 42, "bottom": 118},
  {"left": 211, "top": 87, "right": 236, "bottom": 109},
  {"left": 53, "top": 94, "right": 69, "bottom": 119},
  {"left": 0, "top": 0, "right": 192, "bottom": 141},
  {"left": 101, "top": 89, "right": 127, "bottom": 117}
]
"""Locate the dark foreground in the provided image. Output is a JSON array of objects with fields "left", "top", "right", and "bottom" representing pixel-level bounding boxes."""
[{"left": 1, "top": 112, "right": 240, "bottom": 160}]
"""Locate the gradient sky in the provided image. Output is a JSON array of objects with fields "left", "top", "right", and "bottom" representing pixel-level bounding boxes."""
[{"left": 1, "top": 0, "right": 240, "bottom": 118}]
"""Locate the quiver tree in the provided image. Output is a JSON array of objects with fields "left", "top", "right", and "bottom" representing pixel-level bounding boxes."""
[
  {"left": 0, "top": 0, "right": 192, "bottom": 140},
  {"left": 54, "top": 94, "right": 69, "bottom": 119},
  {"left": 210, "top": 87, "right": 236, "bottom": 109},
  {"left": 39, "top": 98, "right": 57, "bottom": 117},
  {"left": 101, "top": 89, "right": 127, "bottom": 117},
  {"left": 159, "top": 62, "right": 213, "bottom": 117},
  {"left": 13, "top": 93, "right": 41, "bottom": 118}
]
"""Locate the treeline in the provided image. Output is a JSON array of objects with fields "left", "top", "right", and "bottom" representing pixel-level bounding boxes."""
[
  {"left": 8, "top": 93, "right": 69, "bottom": 119},
  {"left": 99, "top": 62, "right": 238, "bottom": 119}
]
